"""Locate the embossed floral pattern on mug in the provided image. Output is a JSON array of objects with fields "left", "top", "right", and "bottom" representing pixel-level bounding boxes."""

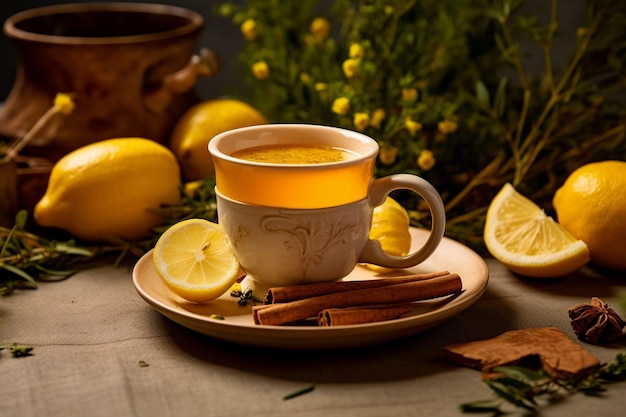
[
  {"left": 260, "top": 213, "right": 364, "bottom": 278},
  {"left": 218, "top": 195, "right": 372, "bottom": 286}
]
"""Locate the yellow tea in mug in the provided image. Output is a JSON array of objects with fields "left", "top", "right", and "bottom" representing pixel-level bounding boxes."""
[
  {"left": 209, "top": 125, "right": 380, "bottom": 209},
  {"left": 232, "top": 145, "right": 351, "bottom": 164}
]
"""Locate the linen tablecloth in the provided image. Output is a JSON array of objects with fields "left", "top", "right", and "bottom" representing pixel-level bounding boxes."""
[{"left": 2, "top": 258, "right": 626, "bottom": 417}]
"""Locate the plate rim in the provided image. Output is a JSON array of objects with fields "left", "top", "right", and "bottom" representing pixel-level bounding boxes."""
[{"left": 132, "top": 228, "right": 489, "bottom": 348}]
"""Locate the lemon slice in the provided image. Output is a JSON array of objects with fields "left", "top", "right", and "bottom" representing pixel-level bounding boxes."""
[
  {"left": 153, "top": 219, "right": 240, "bottom": 303},
  {"left": 366, "top": 197, "right": 411, "bottom": 272},
  {"left": 484, "top": 183, "right": 590, "bottom": 278},
  {"left": 369, "top": 197, "right": 412, "bottom": 257}
]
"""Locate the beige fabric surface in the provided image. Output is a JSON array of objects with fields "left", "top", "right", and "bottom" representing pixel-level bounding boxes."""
[{"left": 1, "top": 258, "right": 626, "bottom": 417}]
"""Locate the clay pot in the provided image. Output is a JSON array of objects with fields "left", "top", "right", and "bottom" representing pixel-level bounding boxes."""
[
  {"left": 0, "top": 2, "right": 218, "bottom": 161},
  {"left": 0, "top": 155, "right": 18, "bottom": 228}
]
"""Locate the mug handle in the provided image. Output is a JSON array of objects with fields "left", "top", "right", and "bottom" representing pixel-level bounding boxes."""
[{"left": 358, "top": 174, "right": 446, "bottom": 268}]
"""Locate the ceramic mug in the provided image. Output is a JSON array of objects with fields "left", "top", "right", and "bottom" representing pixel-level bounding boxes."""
[{"left": 209, "top": 124, "right": 446, "bottom": 287}]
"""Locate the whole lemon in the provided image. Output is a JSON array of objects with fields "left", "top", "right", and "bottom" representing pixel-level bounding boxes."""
[
  {"left": 553, "top": 160, "right": 626, "bottom": 270},
  {"left": 169, "top": 98, "right": 268, "bottom": 181},
  {"left": 35, "top": 138, "right": 181, "bottom": 242}
]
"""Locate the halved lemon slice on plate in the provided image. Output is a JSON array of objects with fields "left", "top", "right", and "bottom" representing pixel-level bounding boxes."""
[
  {"left": 153, "top": 218, "right": 240, "bottom": 303},
  {"left": 484, "top": 183, "right": 589, "bottom": 278}
]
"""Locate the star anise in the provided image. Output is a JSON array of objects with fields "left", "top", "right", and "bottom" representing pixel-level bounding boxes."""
[{"left": 568, "top": 297, "right": 626, "bottom": 344}]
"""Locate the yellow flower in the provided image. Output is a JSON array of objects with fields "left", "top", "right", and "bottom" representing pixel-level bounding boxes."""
[
  {"left": 310, "top": 17, "right": 331, "bottom": 42},
  {"left": 349, "top": 43, "right": 364, "bottom": 59},
  {"left": 405, "top": 118, "right": 422, "bottom": 135},
  {"left": 342, "top": 58, "right": 359, "bottom": 78},
  {"left": 332, "top": 97, "right": 350, "bottom": 115},
  {"left": 54, "top": 93, "right": 75, "bottom": 115},
  {"left": 401, "top": 88, "right": 418, "bottom": 102},
  {"left": 417, "top": 149, "right": 436, "bottom": 171},
  {"left": 6, "top": 92, "right": 76, "bottom": 160},
  {"left": 315, "top": 84, "right": 329, "bottom": 100},
  {"left": 353, "top": 112, "right": 370, "bottom": 131},
  {"left": 379, "top": 146, "right": 398, "bottom": 165},
  {"left": 252, "top": 61, "right": 270, "bottom": 80},
  {"left": 384, "top": 6, "right": 394, "bottom": 15},
  {"left": 300, "top": 72, "right": 312, "bottom": 85},
  {"left": 370, "top": 108, "right": 386, "bottom": 129},
  {"left": 240, "top": 19, "right": 258, "bottom": 40},
  {"left": 438, "top": 120, "right": 458, "bottom": 134}
]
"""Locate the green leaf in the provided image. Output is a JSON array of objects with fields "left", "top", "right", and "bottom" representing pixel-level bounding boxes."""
[
  {"left": 32, "top": 263, "right": 78, "bottom": 278},
  {"left": 475, "top": 81, "right": 490, "bottom": 108},
  {"left": 492, "top": 365, "right": 546, "bottom": 382},
  {"left": 459, "top": 398, "right": 504, "bottom": 414},
  {"left": 490, "top": 376, "right": 533, "bottom": 392},
  {"left": 579, "top": 383, "right": 607, "bottom": 395},
  {"left": 0, "top": 263, "right": 38, "bottom": 288},
  {"left": 54, "top": 243, "right": 94, "bottom": 257},
  {"left": 15, "top": 210, "right": 27, "bottom": 229},
  {"left": 283, "top": 385, "right": 315, "bottom": 400},
  {"left": 493, "top": 78, "right": 508, "bottom": 118},
  {"left": 486, "top": 379, "right": 537, "bottom": 411},
  {"left": 0, "top": 343, "right": 34, "bottom": 357}
]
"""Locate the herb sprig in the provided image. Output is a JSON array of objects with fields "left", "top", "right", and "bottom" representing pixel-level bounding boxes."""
[
  {"left": 230, "top": 282, "right": 257, "bottom": 306},
  {"left": 1, "top": 210, "right": 94, "bottom": 295},
  {"left": 461, "top": 352, "right": 626, "bottom": 414},
  {"left": 0, "top": 342, "right": 34, "bottom": 358}
]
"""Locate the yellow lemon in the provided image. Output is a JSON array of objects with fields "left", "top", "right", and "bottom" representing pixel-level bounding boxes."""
[
  {"left": 34, "top": 138, "right": 181, "bottom": 242},
  {"left": 553, "top": 160, "right": 626, "bottom": 271},
  {"left": 366, "top": 197, "right": 411, "bottom": 271},
  {"left": 153, "top": 218, "right": 240, "bottom": 303},
  {"left": 169, "top": 98, "right": 268, "bottom": 181},
  {"left": 484, "top": 183, "right": 589, "bottom": 277}
]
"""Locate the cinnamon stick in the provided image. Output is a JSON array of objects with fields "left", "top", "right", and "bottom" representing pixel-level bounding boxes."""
[
  {"left": 318, "top": 303, "right": 413, "bottom": 326},
  {"left": 253, "top": 272, "right": 462, "bottom": 325},
  {"left": 264, "top": 270, "right": 451, "bottom": 304}
]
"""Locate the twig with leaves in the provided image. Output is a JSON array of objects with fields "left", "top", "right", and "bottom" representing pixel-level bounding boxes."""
[
  {"left": 0, "top": 210, "right": 94, "bottom": 295},
  {"left": 461, "top": 352, "right": 626, "bottom": 414}
]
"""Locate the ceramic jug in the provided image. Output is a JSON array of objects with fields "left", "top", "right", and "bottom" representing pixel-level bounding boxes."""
[{"left": 0, "top": 2, "right": 218, "bottom": 161}]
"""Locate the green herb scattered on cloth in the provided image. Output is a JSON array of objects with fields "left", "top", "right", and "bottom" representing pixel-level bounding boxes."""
[
  {"left": 283, "top": 385, "right": 315, "bottom": 401},
  {"left": 0, "top": 343, "right": 34, "bottom": 358},
  {"left": 444, "top": 327, "right": 626, "bottom": 414}
]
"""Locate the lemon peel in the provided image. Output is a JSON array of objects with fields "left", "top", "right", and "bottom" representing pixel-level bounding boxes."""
[{"left": 366, "top": 197, "right": 411, "bottom": 272}]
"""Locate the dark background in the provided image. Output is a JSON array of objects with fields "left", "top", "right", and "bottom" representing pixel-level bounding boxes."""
[{"left": 0, "top": 0, "right": 585, "bottom": 102}]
